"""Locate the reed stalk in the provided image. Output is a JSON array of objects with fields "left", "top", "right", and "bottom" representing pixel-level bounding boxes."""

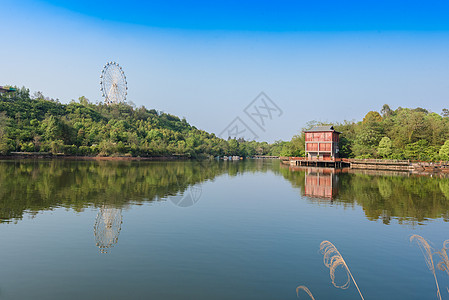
[
  {"left": 410, "top": 235, "right": 441, "bottom": 300},
  {"left": 296, "top": 285, "right": 316, "bottom": 299},
  {"left": 319, "top": 240, "right": 364, "bottom": 300}
]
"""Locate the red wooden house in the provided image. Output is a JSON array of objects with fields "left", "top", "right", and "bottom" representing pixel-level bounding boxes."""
[{"left": 304, "top": 126, "right": 341, "bottom": 160}]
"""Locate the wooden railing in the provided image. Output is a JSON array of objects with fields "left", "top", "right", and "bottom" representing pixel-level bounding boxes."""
[
  {"left": 289, "top": 157, "right": 347, "bottom": 162},
  {"left": 349, "top": 159, "right": 410, "bottom": 165}
]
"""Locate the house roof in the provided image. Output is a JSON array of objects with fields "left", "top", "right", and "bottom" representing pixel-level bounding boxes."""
[
  {"left": 304, "top": 125, "right": 341, "bottom": 134},
  {"left": 0, "top": 86, "right": 16, "bottom": 93}
]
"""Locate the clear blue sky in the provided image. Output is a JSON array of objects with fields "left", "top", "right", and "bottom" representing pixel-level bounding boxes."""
[{"left": 2, "top": 0, "right": 449, "bottom": 141}]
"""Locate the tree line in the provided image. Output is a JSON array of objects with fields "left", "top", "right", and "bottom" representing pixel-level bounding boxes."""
[
  {"left": 3, "top": 88, "right": 447, "bottom": 161},
  {"left": 0, "top": 87, "right": 276, "bottom": 157},
  {"left": 279, "top": 104, "right": 449, "bottom": 161}
]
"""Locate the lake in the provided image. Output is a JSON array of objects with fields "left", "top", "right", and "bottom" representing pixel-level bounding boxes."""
[{"left": 0, "top": 159, "right": 448, "bottom": 299}]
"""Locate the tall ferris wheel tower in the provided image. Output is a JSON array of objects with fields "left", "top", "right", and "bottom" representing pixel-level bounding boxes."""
[{"left": 100, "top": 61, "right": 128, "bottom": 105}]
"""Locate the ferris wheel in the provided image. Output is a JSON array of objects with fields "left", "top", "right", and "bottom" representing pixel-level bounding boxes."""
[{"left": 100, "top": 61, "right": 128, "bottom": 105}]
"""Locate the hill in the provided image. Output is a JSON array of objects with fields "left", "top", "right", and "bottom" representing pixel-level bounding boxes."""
[{"left": 0, "top": 87, "right": 272, "bottom": 157}]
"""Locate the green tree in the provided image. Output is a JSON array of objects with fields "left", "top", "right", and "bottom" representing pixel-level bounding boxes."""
[
  {"left": 363, "top": 111, "right": 382, "bottom": 123},
  {"left": 404, "top": 140, "right": 439, "bottom": 161},
  {"left": 381, "top": 104, "right": 393, "bottom": 118},
  {"left": 442, "top": 108, "right": 449, "bottom": 117},
  {"left": 439, "top": 140, "right": 449, "bottom": 161},
  {"left": 42, "top": 115, "right": 62, "bottom": 141},
  {"left": 289, "top": 134, "right": 305, "bottom": 157},
  {"left": 353, "top": 127, "right": 382, "bottom": 158},
  {"left": 0, "top": 112, "right": 11, "bottom": 154},
  {"left": 49, "top": 139, "right": 64, "bottom": 154},
  {"left": 377, "top": 137, "right": 392, "bottom": 158},
  {"left": 227, "top": 139, "right": 239, "bottom": 155}
]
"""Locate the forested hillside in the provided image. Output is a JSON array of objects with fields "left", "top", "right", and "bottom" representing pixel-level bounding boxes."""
[
  {"left": 3, "top": 88, "right": 448, "bottom": 161},
  {"left": 0, "top": 87, "right": 272, "bottom": 157},
  {"left": 281, "top": 104, "right": 449, "bottom": 161}
]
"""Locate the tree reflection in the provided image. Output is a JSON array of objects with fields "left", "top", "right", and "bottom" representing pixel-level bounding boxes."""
[
  {"left": 0, "top": 159, "right": 448, "bottom": 225},
  {"left": 279, "top": 165, "right": 449, "bottom": 225},
  {"left": 0, "top": 159, "right": 277, "bottom": 223}
]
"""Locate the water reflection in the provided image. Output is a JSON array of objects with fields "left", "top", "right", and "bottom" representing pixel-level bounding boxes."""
[
  {"left": 0, "top": 159, "right": 277, "bottom": 223},
  {"left": 0, "top": 160, "right": 449, "bottom": 225},
  {"left": 169, "top": 182, "right": 202, "bottom": 208},
  {"left": 169, "top": 159, "right": 209, "bottom": 207},
  {"left": 280, "top": 164, "right": 449, "bottom": 224},
  {"left": 94, "top": 205, "right": 123, "bottom": 253},
  {"left": 299, "top": 167, "right": 339, "bottom": 200}
]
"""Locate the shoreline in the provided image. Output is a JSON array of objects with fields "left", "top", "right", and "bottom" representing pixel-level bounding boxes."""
[{"left": 0, "top": 154, "right": 189, "bottom": 161}]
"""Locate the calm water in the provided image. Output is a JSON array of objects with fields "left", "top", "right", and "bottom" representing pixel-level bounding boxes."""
[{"left": 0, "top": 159, "right": 448, "bottom": 299}]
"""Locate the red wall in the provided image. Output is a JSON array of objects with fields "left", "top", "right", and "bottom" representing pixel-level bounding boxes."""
[
  {"left": 306, "top": 143, "right": 318, "bottom": 151},
  {"left": 305, "top": 132, "right": 339, "bottom": 142},
  {"left": 319, "top": 143, "right": 331, "bottom": 151}
]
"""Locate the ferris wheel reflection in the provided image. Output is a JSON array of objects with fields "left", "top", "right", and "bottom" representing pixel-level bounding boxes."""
[{"left": 94, "top": 205, "right": 123, "bottom": 254}]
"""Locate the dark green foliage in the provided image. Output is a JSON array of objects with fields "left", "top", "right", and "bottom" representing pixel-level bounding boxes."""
[
  {"left": 284, "top": 105, "right": 449, "bottom": 161},
  {"left": 0, "top": 87, "right": 275, "bottom": 157}
]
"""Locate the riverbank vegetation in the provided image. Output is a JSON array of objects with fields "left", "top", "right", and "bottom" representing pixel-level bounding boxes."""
[
  {"left": 281, "top": 104, "right": 449, "bottom": 161},
  {"left": 0, "top": 87, "right": 274, "bottom": 157},
  {"left": 3, "top": 87, "right": 449, "bottom": 160}
]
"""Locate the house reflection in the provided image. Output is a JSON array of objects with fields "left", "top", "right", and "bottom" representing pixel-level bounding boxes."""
[{"left": 290, "top": 166, "right": 341, "bottom": 200}]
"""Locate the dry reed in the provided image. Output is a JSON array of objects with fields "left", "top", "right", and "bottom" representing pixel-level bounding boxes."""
[
  {"left": 436, "top": 240, "right": 449, "bottom": 295},
  {"left": 296, "top": 285, "right": 316, "bottom": 299},
  {"left": 436, "top": 240, "right": 449, "bottom": 277},
  {"left": 410, "top": 235, "right": 441, "bottom": 300},
  {"left": 319, "top": 240, "right": 364, "bottom": 300}
]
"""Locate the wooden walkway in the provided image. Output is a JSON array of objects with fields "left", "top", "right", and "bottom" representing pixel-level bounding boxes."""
[
  {"left": 350, "top": 159, "right": 412, "bottom": 171},
  {"left": 285, "top": 157, "right": 413, "bottom": 171},
  {"left": 281, "top": 157, "right": 449, "bottom": 174},
  {"left": 286, "top": 157, "right": 349, "bottom": 168}
]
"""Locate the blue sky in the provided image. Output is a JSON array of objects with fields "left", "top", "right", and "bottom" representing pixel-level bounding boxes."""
[{"left": 2, "top": 0, "right": 449, "bottom": 141}]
